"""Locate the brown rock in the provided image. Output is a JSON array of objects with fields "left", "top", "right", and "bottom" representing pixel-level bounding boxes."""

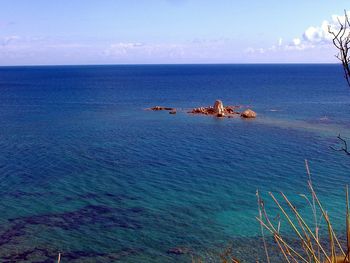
[
  {"left": 241, "top": 109, "right": 257, "bottom": 118},
  {"left": 151, "top": 106, "right": 163, "bottom": 110},
  {"left": 213, "top": 100, "right": 225, "bottom": 116},
  {"left": 225, "top": 106, "right": 236, "bottom": 114},
  {"left": 188, "top": 100, "right": 242, "bottom": 117},
  {"left": 150, "top": 106, "right": 175, "bottom": 111}
]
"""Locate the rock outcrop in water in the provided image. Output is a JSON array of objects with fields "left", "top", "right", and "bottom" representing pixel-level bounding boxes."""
[
  {"left": 189, "top": 100, "right": 240, "bottom": 117},
  {"left": 147, "top": 100, "right": 257, "bottom": 119},
  {"left": 149, "top": 106, "right": 175, "bottom": 111},
  {"left": 241, "top": 109, "right": 257, "bottom": 118}
]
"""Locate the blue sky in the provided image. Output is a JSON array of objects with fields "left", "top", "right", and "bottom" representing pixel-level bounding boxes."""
[{"left": 0, "top": 0, "right": 349, "bottom": 65}]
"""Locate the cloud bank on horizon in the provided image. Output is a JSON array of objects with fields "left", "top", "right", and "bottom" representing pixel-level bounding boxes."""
[
  {"left": 246, "top": 11, "right": 350, "bottom": 61},
  {"left": 0, "top": 1, "right": 349, "bottom": 65}
]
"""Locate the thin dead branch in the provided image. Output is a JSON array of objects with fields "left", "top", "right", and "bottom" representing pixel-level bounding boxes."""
[
  {"left": 330, "top": 134, "right": 350, "bottom": 155},
  {"left": 328, "top": 10, "right": 350, "bottom": 87}
]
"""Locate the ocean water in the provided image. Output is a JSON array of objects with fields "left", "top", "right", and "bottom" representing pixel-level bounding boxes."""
[{"left": 0, "top": 64, "right": 350, "bottom": 262}]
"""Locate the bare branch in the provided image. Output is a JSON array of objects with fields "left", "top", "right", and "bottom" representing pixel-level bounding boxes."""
[
  {"left": 330, "top": 134, "right": 350, "bottom": 155},
  {"left": 329, "top": 10, "right": 350, "bottom": 87}
]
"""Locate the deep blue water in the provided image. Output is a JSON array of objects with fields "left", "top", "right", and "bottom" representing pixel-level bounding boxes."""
[{"left": 1, "top": 64, "right": 350, "bottom": 262}]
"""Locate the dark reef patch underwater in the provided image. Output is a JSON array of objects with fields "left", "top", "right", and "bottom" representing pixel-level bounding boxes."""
[{"left": 1, "top": 64, "right": 350, "bottom": 262}]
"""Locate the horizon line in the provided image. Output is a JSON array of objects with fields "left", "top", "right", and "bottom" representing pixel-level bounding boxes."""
[{"left": 0, "top": 62, "right": 341, "bottom": 67}]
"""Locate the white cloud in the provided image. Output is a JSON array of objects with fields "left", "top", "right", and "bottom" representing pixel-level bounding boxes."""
[
  {"left": 278, "top": 37, "right": 283, "bottom": 46},
  {"left": 292, "top": 38, "right": 301, "bottom": 46},
  {"left": 246, "top": 11, "right": 350, "bottom": 56},
  {"left": 103, "top": 38, "right": 235, "bottom": 62},
  {"left": 302, "top": 20, "right": 334, "bottom": 43},
  {"left": 104, "top": 42, "right": 145, "bottom": 56},
  {"left": 104, "top": 42, "right": 185, "bottom": 59},
  {"left": 0, "top": 35, "right": 242, "bottom": 65},
  {"left": 1, "top": 35, "right": 21, "bottom": 46}
]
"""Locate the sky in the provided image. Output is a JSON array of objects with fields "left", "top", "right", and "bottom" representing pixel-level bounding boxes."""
[{"left": 0, "top": 0, "right": 349, "bottom": 65}]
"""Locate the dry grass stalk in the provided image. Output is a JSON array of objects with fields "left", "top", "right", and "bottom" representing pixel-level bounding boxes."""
[
  {"left": 256, "top": 160, "right": 350, "bottom": 263},
  {"left": 257, "top": 189, "right": 271, "bottom": 263}
]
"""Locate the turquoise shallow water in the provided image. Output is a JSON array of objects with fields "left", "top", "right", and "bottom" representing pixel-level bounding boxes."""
[{"left": 0, "top": 64, "right": 350, "bottom": 262}]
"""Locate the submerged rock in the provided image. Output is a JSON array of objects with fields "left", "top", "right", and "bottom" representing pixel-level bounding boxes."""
[
  {"left": 167, "top": 247, "right": 189, "bottom": 255},
  {"left": 169, "top": 111, "right": 177, "bottom": 114},
  {"left": 241, "top": 109, "right": 257, "bottom": 118}
]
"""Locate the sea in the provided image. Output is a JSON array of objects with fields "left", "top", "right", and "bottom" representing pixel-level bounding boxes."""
[{"left": 0, "top": 64, "right": 350, "bottom": 262}]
